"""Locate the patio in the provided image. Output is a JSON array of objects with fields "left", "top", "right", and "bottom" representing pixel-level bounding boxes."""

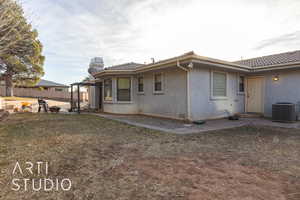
[
  {"left": 92, "top": 113, "right": 300, "bottom": 134},
  {"left": 2, "top": 98, "right": 71, "bottom": 113}
]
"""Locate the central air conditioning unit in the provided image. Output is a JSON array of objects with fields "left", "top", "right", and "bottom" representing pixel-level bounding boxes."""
[{"left": 272, "top": 102, "right": 297, "bottom": 122}]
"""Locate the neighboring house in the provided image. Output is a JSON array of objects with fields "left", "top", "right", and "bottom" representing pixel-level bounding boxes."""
[
  {"left": 87, "top": 50, "right": 300, "bottom": 121},
  {"left": 20, "top": 79, "right": 70, "bottom": 92},
  {"left": 1, "top": 79, "right": 73, "bottom": 101}
]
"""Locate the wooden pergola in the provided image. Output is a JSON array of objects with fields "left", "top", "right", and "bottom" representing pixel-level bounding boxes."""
[{"left": 70, "top": 81, "right": 96, "bottom": 113}]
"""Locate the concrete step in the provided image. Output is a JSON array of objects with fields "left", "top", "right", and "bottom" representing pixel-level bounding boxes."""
[{"left": 239, "top": 113, "right": 263, "bottom": 118}]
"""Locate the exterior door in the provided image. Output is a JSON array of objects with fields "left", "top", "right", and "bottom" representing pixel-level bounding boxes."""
[{"left": 246, "top": 77, "right": 264, "bottom": 113}]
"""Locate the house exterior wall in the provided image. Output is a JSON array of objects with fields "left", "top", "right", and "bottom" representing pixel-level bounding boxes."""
[
  {"left": 103, "top": 76, "right": 139, "bottom": 114},
  {"left": 88, "top": 86, "right": 96, "bottom": 108},
  {"left": 98, "top": 67, "right": 188, "bottom": 119},
  {"left": 260, "top": 69, "right": 300, "bottom": 117},
  {"left": 94, "top": 66, "right": 246, "bottom": 121},
  {"left": 189, "top": 66, "right": 245, "bottom": 120},
  {"left": 136, "top": 67, "right": 188, "bottom": 119}
]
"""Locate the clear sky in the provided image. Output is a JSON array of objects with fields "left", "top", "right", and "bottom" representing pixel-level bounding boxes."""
[{"left": 23, "top": 0, "right": 300, "bottom": 85}]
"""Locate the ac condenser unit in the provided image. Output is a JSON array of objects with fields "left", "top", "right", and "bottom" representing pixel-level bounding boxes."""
[{"left": 272, "top": 102, "right": 296, "bottom": 122}]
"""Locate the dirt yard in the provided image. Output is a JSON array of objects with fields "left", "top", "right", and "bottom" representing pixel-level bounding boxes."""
[{"left": 0, "top": 113, "right": 299, "bottom": 200}]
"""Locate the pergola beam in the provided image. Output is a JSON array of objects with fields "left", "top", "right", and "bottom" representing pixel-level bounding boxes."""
[
  {"left": 77, "top": 84, "right": 80, "bottom": 114},
  {"left": 70, "top": 85, "right": 73, "bottom": 112},
  {"left": 70, "top": 81, "right": 98, "bottom": 114}
]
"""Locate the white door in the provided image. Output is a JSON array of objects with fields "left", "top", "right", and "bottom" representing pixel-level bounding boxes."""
[{"left": 246, "top": 77, "right": 264, "bottom": 113}]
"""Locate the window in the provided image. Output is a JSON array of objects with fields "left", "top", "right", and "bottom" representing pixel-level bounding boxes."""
[
  {"left": 55, "top": 88, "right": 63, "bottom": 92},
  {"left": 117, "top": 77, "right": 131, "bottom": 101},
  {"left": 212, "top": 71, "right": 227, "bottom": 97},
  {"left": 138, "top": 77, "right": 144, "bottom": 93},
  {"left": 104, "top": 79, "right": 112, "bottom": 101},
  {"left": 239, "top": 75, "right": 245, "bottom": 93},
  {"left": 154, "top": 73, "right": 163, "bottom": 92}
]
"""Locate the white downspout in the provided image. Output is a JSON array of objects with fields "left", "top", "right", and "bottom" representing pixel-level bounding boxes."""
[{"left": 177, "top": 60, "right": 192, "bottom": 121}]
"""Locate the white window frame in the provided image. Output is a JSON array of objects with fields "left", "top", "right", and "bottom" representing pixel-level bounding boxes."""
[
  {"left": 238, "top": 74, "right": 245, "bottom": 95},
  {"left": 103, "top": 78, "right": 113, "bottom": 103},
  {"left": 137, "top": 76, "right": 145, "bottom": 94},
  {"left": 116, "top": 77, "right": 133, "bottom": 103},
  {"left": 153, "top": 72, "right": 164, "bottom": 94},
  {"left": 210, "top": 70, "right": 228, "bottom": 100}
]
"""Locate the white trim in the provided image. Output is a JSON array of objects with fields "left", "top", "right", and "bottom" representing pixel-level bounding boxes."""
[
  {"left": 137, "top": 75, "right": 145, "bottom": 94},
  {"left": 191, "top": 59, "right": 250, "bottom": 72},
  {"left": 176, "top": 60, "right": 191, "bottom": 121},
  {"left": 103, "top": 78, "right": 113, "bottom": 103},
  {"left": 116, "top": 76, "right": 133, "bottom": 103},
  {"left": 187, "top": 70, "right": 191, "bottom": 120},
  {"left": 237, "top": 73, "right": 245, "bottom": 95},
  {"left": 210, "top": 70, "right": 228, "bottom": 100},
  {"left": 153, "top": 72, "right": 164, "bottom": 94}
]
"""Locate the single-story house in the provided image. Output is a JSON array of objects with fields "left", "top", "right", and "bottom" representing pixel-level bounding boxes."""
[
  {"left": 21, "top": 79, "right": 70, "bottom": 92},
  {"left": 1, "top": 79, "right": 70, "bottom": 100},
  {"left": 87, "top": 50, "right": 300, "bottom": 121}
]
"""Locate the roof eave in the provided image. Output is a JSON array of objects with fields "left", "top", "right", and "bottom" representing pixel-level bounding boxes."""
[
  {"left": 93, "top": 53, "right": 252, "bottom": 76},
  {"left": 191, "top": 59, "right": 251, "bottom": 72},
  {"left": 253, "top": 62, "right": 300, "bottom": 72},
  {"left": 93, "top": 70, "right": 136, "bottom": 78},
  {"left": 35, "top": 85, "right": 69, "bottom": 88}
]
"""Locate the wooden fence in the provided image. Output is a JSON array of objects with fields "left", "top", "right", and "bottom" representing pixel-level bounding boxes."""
[{"left": 0, "top": 86, "right": 88, "bottom": 102}]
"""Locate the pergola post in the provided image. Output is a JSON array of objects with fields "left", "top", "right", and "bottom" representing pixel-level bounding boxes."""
[
  {"left": 70, "top": 85, "right": 73, "bottom": 112},
  {"left": 77, "top": 84, "right": 80, "bottom": 114}
]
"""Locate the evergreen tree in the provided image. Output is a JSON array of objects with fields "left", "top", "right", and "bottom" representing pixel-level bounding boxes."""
[{"left": 0, "top": 0, "right": 45, "bottom": 96}]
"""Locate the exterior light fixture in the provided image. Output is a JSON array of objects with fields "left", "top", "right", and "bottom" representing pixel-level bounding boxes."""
[{"left": 273, "top": 75, "right": 279, "bottom": 81}]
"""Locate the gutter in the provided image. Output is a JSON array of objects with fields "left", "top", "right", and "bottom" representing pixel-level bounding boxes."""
[
  {"left": 252, "top": 62, "right": 300, "bottom": 72},
  {"left": 176, "top": 60, "right": 192, "bottom": 121}
]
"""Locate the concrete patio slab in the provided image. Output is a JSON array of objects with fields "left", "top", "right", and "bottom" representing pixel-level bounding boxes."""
[
  {"left": 2, "top": 98, "right": 71, "bottom": 113},
  {"left": 91, "top": 113, "right": 300, "bottom": 134}
]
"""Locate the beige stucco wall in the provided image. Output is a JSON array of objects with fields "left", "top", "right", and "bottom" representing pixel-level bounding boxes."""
[
  {"left": 251, "top": 68, "right": 300, "bottom": 117},
  {"left": 136, "top": 67, "right": 188, "bottom": 119},
  {"left": 102, "top": 76, "right": 139, "bottom": 114},
  {"left": 92, "top": 65, "right": 246, "bottom": 121},
  {"left": 88, "top": 86, "right": 97, "bottom": 109},
  {"left": 189, "top": 65, "right": 245, "bottom": 120},
  {"left": 99, "top": 67, "right": 188, "bottom": 119}
]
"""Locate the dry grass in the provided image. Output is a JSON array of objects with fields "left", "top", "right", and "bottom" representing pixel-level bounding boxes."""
[{"left": 0, "top": 113, "right": 299, "bottom": 200}]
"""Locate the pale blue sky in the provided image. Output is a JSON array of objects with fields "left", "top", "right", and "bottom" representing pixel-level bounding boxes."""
[{"left": 23, "top": 0, "right": 300, "bottom": 85}]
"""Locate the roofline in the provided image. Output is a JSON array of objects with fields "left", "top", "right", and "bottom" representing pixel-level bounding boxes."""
[
  {"left": 252, "top": 62, "right": 300, "bottom": 72},
  {"left": 192, "top": 55, "right": 251, "bottom": 70},
  {"left": 92, "top": 52, "right": 300, "bottom": 77},
  {"left": 36, "top": 85, "right": 69, "bottom": 88},
  {"left": 19, "top": 85, "right": 69, "bottom": 88},
  {"left": 93, "top": 70, "right": 136, "bottom": 78},
  {"left": 93, "top": 52, "right": 251, "bottom": 77}
]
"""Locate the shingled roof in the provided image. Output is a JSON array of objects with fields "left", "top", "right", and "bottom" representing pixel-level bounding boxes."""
[
  {"left": 105, "top": 62, "right": 144, "bottom": 70},
  {"left": 36, "top": 79, "right": 68, "bottom": 87},
  {"left": 234, "top": 50, "right": 300, "bottom": 68}
]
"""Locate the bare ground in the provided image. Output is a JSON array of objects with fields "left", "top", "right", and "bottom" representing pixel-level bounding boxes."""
[{"left": 0, "top": 113, "right": 299, "bottom": 200}]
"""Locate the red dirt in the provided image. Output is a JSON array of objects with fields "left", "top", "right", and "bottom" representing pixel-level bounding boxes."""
[{"left": 114, "top": 154, "right": 296, "bottom": 200}]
